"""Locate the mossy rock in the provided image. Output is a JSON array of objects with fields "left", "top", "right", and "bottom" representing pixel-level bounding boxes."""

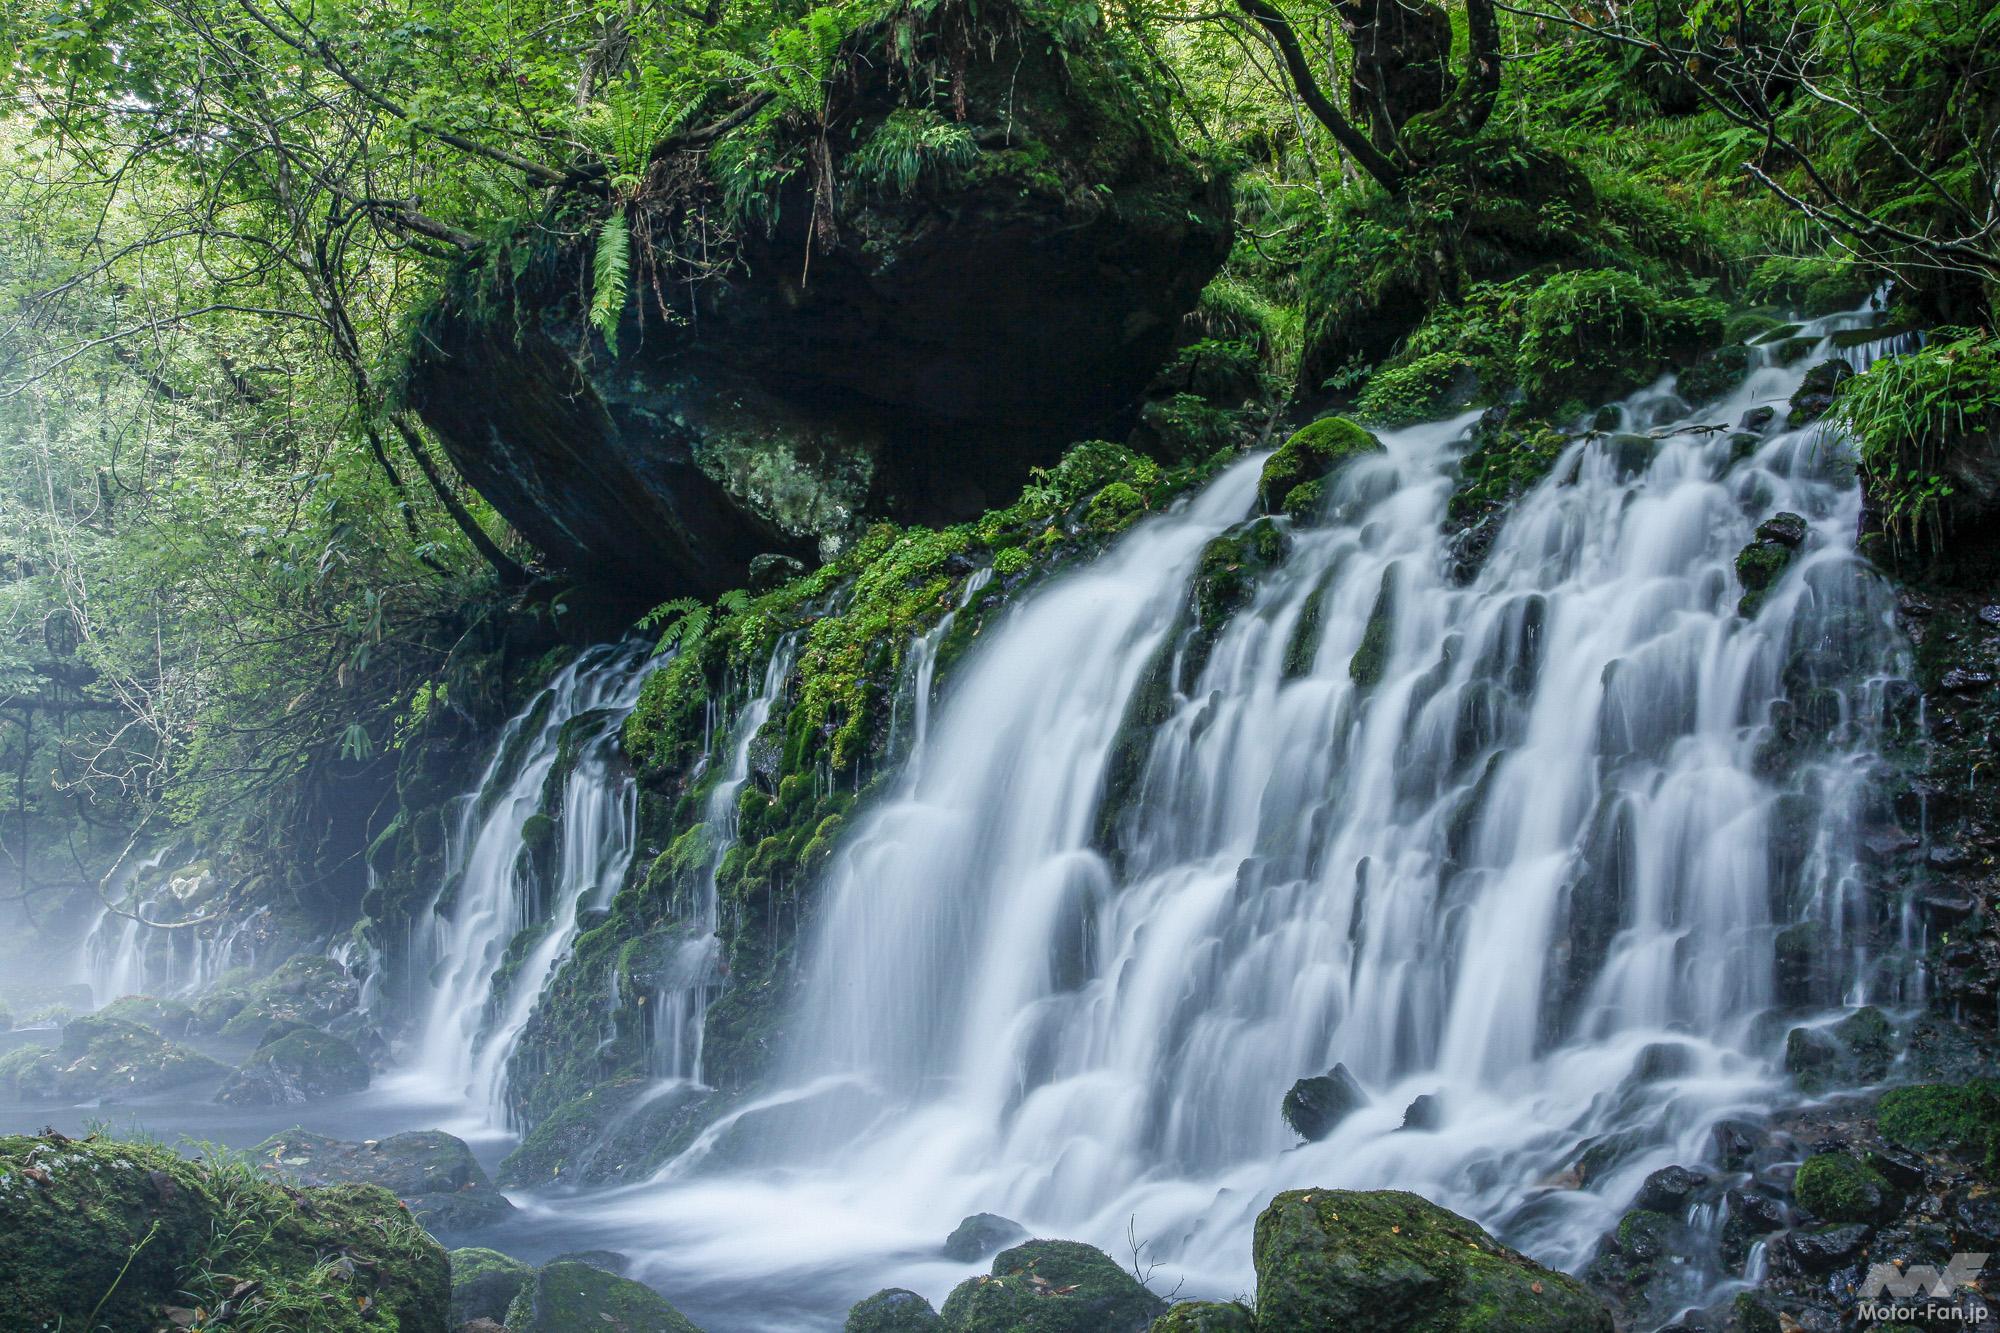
[
  {"left": 499, "top": 1078, "right": 718, "bottom": 1187},
  {"left": 0, "top": 1132, "right": 447, "bottom": 1332},
  {"left": 1877, "top": 1079, "right": 2000, "bottom": 1174},
  {"left": 0, "top": 1013, "right": 226, "bottom": 1102},
  {"left": 1350, "top": 568, "right": 1398, "bottom": 690},
  {"left": 939, "top": 1238, "right": 1167, "bottom": 1332},
  {"left": 1793, "top": 1152, "right": 1899, "bottom": 1224},
  {"left": 504, "top": 1260, "right": 701, "bottom": 1332},
  {"left": 1259, "top": 417, "right": 1381, "bottom": 514},
  {"left": 213, "top": 954, "right": 360, "bottom": 1037},
  {"left": 1517, "top": 269, "right": 1723, "bottom": 410},
  {"left": 256, "top": 1127, "right": 515, "bottom": 1232},
  {"left": 1150, "top": 1300, "right": 1256, "bottom": 1331},
  {"left": 1677, "top": 343, "right": 1751, "bottom": 406},
  {"left": 97, "top": 994, "right": 198, "bottom": 1037},
  {"left": 216, "top": 1028, "right": 371, "bottom": 1105},
  {"left": 1252, "top": 1188, "right": 1612, "bottom": 1332},
  {"left": 1086, "top": 481, "right": 1148, "bottom": 534},
  {"left": 452, "top": 1246, "right": 535, "bottom": 1325},
  {"left": 848, "top": 1286, "right": 946, "bottom": 1331}
]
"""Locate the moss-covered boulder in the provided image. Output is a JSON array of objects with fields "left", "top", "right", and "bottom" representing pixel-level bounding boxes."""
[
  {"left": 0, "top": 1013, "right": 225, "bottom": 1102},
  {"left": 1787, "top": 357, "right": 1854, "bottom": 428},
  {"left": 1253, "top": 1188, "right": 1611, "bottom": 1332},
  {"left": 407, "top": 0, "right": 1230, "bottom": 606},
  {"left": 1259, "top": 417, "right": 1381, "bottom": 514},
  {"left": 97, "top": 994, "right": 198, "bottom": 1036},
  {"left": 255, "top": 1127, "right": 515, "bottom": 1231},
  {"left": 452, "top": 1246, "right": 536, "bottom": 1325},
  {"left": 1793, "top": 1152, "right": 1899, "bottom": 1224},
  {"left": 0, "top": 1131, "right": 447, "bottom": 1332},
  {"left": 500, "top": 1077, "right": 719, "bottom": 1186},
  {"left": 203, "top": 954, "right": 361, "bottom": 1036},
  {"left": 1877, "top": 1079, "right": 2000, "bottom": 1173},
  {"left": 1283, "top": 1064, "right": 1368, "bottom": 1141},
  {"left": 1516, "top": 269, "right": 1723, "bottom": 410},
  {"left": 848, "top": 1286, "right": 946, "bottom": 1331},
  {"left": 940, "top": 1238, "right": 1167, "bottom": 1332},
  {"left": 504, "top": 1260, "right": 702, "bottom": 1332},
  {"left": 944, "top": 1212, "right": 1031, "bottom": 1261},
  {"left": 1150, "top": 1300, "right": 1257, "bottom": 1331},
  {"left": 215, "top": 1028, "right": 371, "bottom": 1105}
]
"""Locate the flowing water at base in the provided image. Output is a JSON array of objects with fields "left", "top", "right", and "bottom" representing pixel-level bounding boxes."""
[{"left": 554, "top": 309, "right": 1911, "bottom": 1330}]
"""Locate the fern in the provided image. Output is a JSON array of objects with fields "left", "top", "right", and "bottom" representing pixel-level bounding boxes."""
[
  {"left": 590, "top": 209, "right": 630, "bottom": 353},
  {"left": 851, "top": 107, "right": 978, "bottom": 195},
  {"left": 639, "top": 589, "right": 750, "bottom": 655}
]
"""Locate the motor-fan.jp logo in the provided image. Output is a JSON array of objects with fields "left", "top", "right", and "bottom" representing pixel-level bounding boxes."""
[{"left": 1857, "top": 1253, "right": 1990, "bottom": 1323}]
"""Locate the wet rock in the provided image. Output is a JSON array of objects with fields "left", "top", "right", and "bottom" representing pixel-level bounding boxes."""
[
  {"left": 504, "top": 1260, "right": 700, "bottom": 1332},
  {"left": 847, "top": 1287, "right": 944, "bottom": 1332},
  {"left": 1720, "top": 1189, "right": 1785, "bottom": 1267},
  {"left": 255, "top": 1127, "right": 515, "bottom": 1232},
  {"left": 1399, "top": 1093, "right": 1442, "bottom": 1131},
  {"left": 1786, "top": 1007, "right": 1896, "bottom": 1094},
  {"left": 1734, "top": 522, "right": 1803, "bottom": 617},
  {"left": 944, "top": 1213, "right": 1031, "bottom": 1262},
  {"left": 1740, "top": 406, "right": 1776, "bottom": 434},
  {"left": 1941, "top": 667, "right": 1995, "bottom": 691},
  {"left": 451, "top": 1247, "right": 534, "bottom": 1326},
  {"left": 1147, "top": 1301, "right": 1257, "bottom": 1331},
  {"left": 1786, "top": 358, "right": 1853, "bottom": 427},
  {"left": 0, "top": 1131, "right": 447, "bottom": 1331},
  {"left": 1603, "top": 433, "right": 1658, "bottom": 480},
  {"left": 96, "top": 995, "right": 198, "bottom": 1037},
  {"left": 748, "top": 553, "right": 807, "bottom": 593},
  {"left": 1254, "top": 1188, "right": 1611, "bottom": 1331},
  {"left": 500, "top": 1077, "right": 718, "bottom": 1187},
  {"left": 549, "top": 1249, "right": 630, "bottom": 1275},
  {"left": 200, "top": 955, "right": 360, "bottom": 1037},
  {"left": 1257, "top": 417, "right": 1382, "bottom": 515},
  {"left": 1677, "top": 344, "right": 1752, "bottom": 406},
  {"left": 1773, "top": 922, "right": 1833, "bottom": 1007},
  {"left": 214, "top": 1028, "right": 370, "bottom": 1105},
  {"left": 1781, "top": 1222, "right": 1871, "bottom": 1271},
  {"left": 1632, "top": 1042, "right": 1695, "bottom": 1083},
  {"left": 1755, "top": 512, "right": 1808, "bottom": 547},
  {"left": 1711, "top": 1119, "right": 1771, "bottom": 1171},
  {"left": 939, "top": 1238, "right": 1165, "bottom": 1332},
  {"left": 1282, "top": 1063, "right": 1368, "bottom": 1141},
  {"left": 1635, "top": 1165, "right": 1709, "bottom": 1213},
  {"left": 0, "top": 1012, "right": 225, "bottom": 1102},
  {"left": 408, "top": 0, "right": 1230, "bottom": 605},
  {"left": 1793, "top": 1152, "right": 1899, "bottom": 1224}
]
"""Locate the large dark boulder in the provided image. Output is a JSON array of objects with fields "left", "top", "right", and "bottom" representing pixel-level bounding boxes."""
[
  {"left": 408, "top": 0, "right": 1230, "bottom": 606},
  {"left": 0, "top": 1013, "right": 225, "bottom": 1102},
  {"left": 504, "top": 1260, "right": 702, "bottom": 1332},
  {"left": 1253, "top": 1188, "right": 1612, "bottom": 1331},
  {"left": 939, "top": 1238, "right": 1167, "bottom": 1331},
  {"left": 215, "top": 1028, "right": 371, "bottom": 1105}
]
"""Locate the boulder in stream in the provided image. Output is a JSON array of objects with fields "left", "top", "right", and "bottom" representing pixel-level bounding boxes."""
[
  {"left": 254, "top": 1127, "right": 514, "bottom": 1230},
  {"left": 944, "top": 1212, "right": 1031, "bottom": 1261},
  {"left": 504, "top": 1260, "right": 702, "bottom": 1332},
  {"left": 1253, "top": 1188, "right": 1612, "bottom": 1331},
  {"left": 0, "top": 1012, "right": 224, "bottom": 1101},
  {"left": 939, "top": 1238, "right": 1167, "bottom": 1332},
  {"left": 847, "top": 1286, "right": 945, "bottom": 1331},
  {"left": 215, "top": 1027, "right": 370, "bottom": 1105}
]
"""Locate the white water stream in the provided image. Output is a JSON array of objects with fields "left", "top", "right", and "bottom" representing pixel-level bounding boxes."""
[{"left": 554, "top": 307, "right": 1909, "bottom": 1326}]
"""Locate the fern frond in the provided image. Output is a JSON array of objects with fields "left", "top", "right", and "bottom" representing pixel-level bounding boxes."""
[{"left": 590, "top": 209, "right": 630, "bottom": 353}]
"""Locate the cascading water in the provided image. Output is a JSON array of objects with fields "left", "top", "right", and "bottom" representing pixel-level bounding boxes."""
[
  {"left": 652, "top": 636, "right": 801, "bottom": 1085},
  {"left": 579, "top": 304, "right": 1912, "bottom": 1327},
  {"left": 410, "top": 642, "right": 659, "bottom": 1127},
  {"left": 79, "top": 853, "right": 269, "bottom": 1006}
]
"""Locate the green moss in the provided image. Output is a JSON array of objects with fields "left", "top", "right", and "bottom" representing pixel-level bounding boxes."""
[
  {"left": 1148, "top": 1301, "right": 1256, "bottom": 1331},
  {"left": 1793, "top": 1152, "right": 1897, "bottom": 1224},
  {"left": 939, "top": 1239, "right": 1166, "bottom": 1332},
  {"left": 1746, "top": 254, "right": 1875, "bottom": 316},
  {"left": 1517, "top": 268, "right": 1724, "bottom": 409},
  {"left": 508, "top": 1260, "right": 701, "bottom": 1332},
  {"left": 216, "top": 1029, "right": 371, "bottom": 1105},
  {"left": 1086, "top": 482, "right": 1147, "bottom": 534},
  {"left": 1260, "top": 417, "right": 1381, "bottom": 513},
  {"left": 1447, "top": 415, "right": 1569, "bottom": 526},
  {"left": 452, "top": 1246, "right": 535, "bottom": 1326},
  {"left": 1252, "top": 1188, "right": 1610, "bottom": 1331},
  {"left": 1877, "top": 1080, "right": 2000, "bottom": 1173},
  {"left": 847, "top": 1286, "right": 945, "bottom": 1331},
  {"left": 993, "top": 546, "right": 1031, "bottom": 577},
  {"left": 213, "top": 955, "right": 359, "bottom": 1037},
  {"left": 0, "top": 1132, "right": 447, "bottom": 1333},
  {"left": 0, "top": 1014, "right": 226, "bottom": 1101},
  {"left": 1350, "top": 569, "right": 1397, "bottom": 689},
  {"left": 1356, "top": 352, "right": 1477, "bottom": 427}
]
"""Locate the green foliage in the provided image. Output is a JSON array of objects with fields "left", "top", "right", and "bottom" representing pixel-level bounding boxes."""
[
  {"left": 591, "top": 210, "right": 632, "bottom": 352},
  {"left": 850, "top": 108, "right": 979, "bottom": 195},
  {"left": 1259, "top": 417, "right": 1381, "bottom": 513},
  {"left": 1516, "top": 269, "right": 1723, "bottom": 408},
  {"left": 1829, "top": 329, "right": 2000, "bottom": 553},
  {"left": 1354, "top": 351, "right": 1475, "bottom": 426}
]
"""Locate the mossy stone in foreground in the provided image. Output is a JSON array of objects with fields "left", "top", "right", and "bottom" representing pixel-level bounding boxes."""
[
  {"left": 0, "top": 1132, "right": 447, "bottom": 1332},
  {"left": 1149, "top": 1299, "right": 1257, "bottom": 1330},
  {"left": 1877, "top": 1079, "right": 2000, "bottom": 1173},
  {"left": 1253, "top": 1188, "right": 1611, "bottom": 1332},
  {"left": 1259, "top": 417, "right": 1381, "bottom": 514},
  {"left": 847, "top": 1286, "right": 945, "bottom": 1331},
  {"left": 451, "top": 1246, "right": 535, "bottom": 1325},
  {"left": 505, "top": 1260, "right": 702, "bottom": 1332},
  {"left": 1793, "top": 1152, "right": 1898, "bottom": 1224},
  {"left": 940, "top": 1238, "right": 1167, "bottom": 1332}
]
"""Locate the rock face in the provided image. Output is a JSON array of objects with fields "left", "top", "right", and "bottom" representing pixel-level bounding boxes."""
[
  {"left": 451, "top": 1246, "right": 536, "bottom": 1326},
  {"left": 939, "top": 1238, "right": 1167, "bottom": 1331},
  {"left": 847, "top": 1287, "right": 945, "bottom": 1332},
  {"left": 255, "top": 1127, "right": 515, "bottom": 1231},
  {"left": 407, "top": 0, "right": 1230, "bottom": 605},
  {"left": 1253, "top": 1188, "right": 1612, "bottom": 1332},
  {"left": 943, "top": 1212, "right": 1031, "bottom": 1261},
  {"left": 0, "top": 1131, "right": 448, "bottom": 1331}
]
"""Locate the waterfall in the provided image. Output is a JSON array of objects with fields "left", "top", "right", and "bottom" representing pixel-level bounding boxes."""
[
  {"left": 581, "top": 304, "right": 1911, "bottom": 1318},
  {"left": 79, "top": 853, "right": 267, "bottom": 1007},
  {"left": 410, "top": 642, "right": 659, "bottom": 1126},
  {"left": 652, "top": 636, "right": 801, "bottom": 1086}
]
